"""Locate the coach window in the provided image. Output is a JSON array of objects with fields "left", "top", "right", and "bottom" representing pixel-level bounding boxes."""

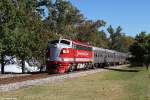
[
  {"left": 95, "top": 53, "right": 97, "bottom": 57},
  {"left": 94, "top": 53, "right": 96, "bottom": 57},
  {"left": 98, "top": 53, "right": 99, "bottom": 57},
  {"left": 60, "top": 40, "right": 70, "bottom": 45}
]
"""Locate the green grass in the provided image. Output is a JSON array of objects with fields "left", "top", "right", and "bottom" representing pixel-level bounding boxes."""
[{"left": 0, "top": 67, "right": 150, "bottom": 100}]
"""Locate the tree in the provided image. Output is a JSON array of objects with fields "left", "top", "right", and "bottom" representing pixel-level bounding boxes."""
[
  {"left": 121, "top": 36, "right": 135, "bottom": 52},
  {"left": 76, "top": 20, "right": 106, "bottom": 46},
  {"left": 38, "top": 0, "right": 108, "bottom": 48},
  {"left": 129, "top": 32, "right": 150, "bottom": 69},
  {"left": 95, "top": 30, "right": 109, "bottom": 48},
  {"left": 1, "top": 0, "right": 135, "bottom": 73},
  {"left": 0, "top": 0, "right": 18, "bottom": 74},
  {"left": 0, "top": 0, "right": 45, "bottom": 73},
  {"left": 13, "top": 0, "right": 47, "bottom": 73},
  {"left": 107, "top": 25, "right": 122, "bottom": 51},
  {"left": 107, "top": 25, "right": 134, "bottom": 52},
  {"left": 41, "top": 0, "right": 84, "bottom": 38},
  {"left": 145, "top": 38, "right": 150, "bottom": 69}
]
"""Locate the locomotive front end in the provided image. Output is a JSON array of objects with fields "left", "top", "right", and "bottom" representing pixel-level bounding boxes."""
[{"left": 46, "top": 39, "right": 72, "bottom": 73}]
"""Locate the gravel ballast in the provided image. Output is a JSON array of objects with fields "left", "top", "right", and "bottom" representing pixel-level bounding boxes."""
[
  {"left": 0, "top": 74, "right": 30, "bottom": 79},
  {"left": 0, "top": 65, "right": 128, "bottom": 92}
]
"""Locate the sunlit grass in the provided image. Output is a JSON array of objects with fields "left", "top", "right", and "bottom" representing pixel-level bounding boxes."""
[{"left": 0, "top": 66, "right": 149, "bottom": 100}]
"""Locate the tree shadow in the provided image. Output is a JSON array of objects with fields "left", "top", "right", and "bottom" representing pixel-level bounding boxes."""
[{"left": 103, "top": 67, "right": 140, "bottom": 72}]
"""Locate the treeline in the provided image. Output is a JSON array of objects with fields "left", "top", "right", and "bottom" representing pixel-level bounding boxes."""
[
  {"left": 129, "top": 32, "right": 150, "bottom": 69},
  {"left": 0, "top": 0, "right": 135, "bottom": 74}
]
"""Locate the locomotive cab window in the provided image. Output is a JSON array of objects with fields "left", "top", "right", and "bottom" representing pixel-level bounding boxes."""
[
  {"left": 60, "top": 40, "right": 70, "bottom": 45},
  {"left": 50, "top": 40, "right": 59, "bottom": 44}
]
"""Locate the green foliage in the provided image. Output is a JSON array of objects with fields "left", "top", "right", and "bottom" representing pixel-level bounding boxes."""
[
  {"left": 40, "top": 0, "right": 109, "bottom": 48},
  {"left": 0, "top": 67, "right": 149, "bottom": 99},
  {"left": 0, "top": 0, "right": 137, "bottom": 73},
  {"left": 0, "top": 0, "right": 48, "bottom": 73},
  {"left": 0, "top": 0, "right": 17, "bottom": 54},
  {"left": 41, "top": 0, "right": 84, "bottom": 38},
  {"left": 0, "top": 0, "right": 18, "bottom": 73},
  {"left": 129, "top": 32, "right": 150, "bottom": 68},
  {"left": 107, "top": 25, "right": 134, "bottom": 52},
  {"left": 76, "top": 20, "right": 108, "bottom": 47}
]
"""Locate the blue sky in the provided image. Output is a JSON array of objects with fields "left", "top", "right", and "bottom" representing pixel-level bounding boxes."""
[{"left": 69, "top": 0, "right": 150, "bottom": 37}]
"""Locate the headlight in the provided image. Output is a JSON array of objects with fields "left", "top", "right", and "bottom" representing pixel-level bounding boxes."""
[{"left": 62, "top": 49, "right": 69, "bottom": 53}]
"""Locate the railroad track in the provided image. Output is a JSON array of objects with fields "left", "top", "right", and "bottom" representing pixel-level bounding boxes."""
[
  {"left": 0, "top": 69, "right": 95, "bottom": 85},
  {"left": 0, "top": 65, "right": 129, "bottom": 92},
  {"left": 0, "top": 72, "right": 62, "bottom": 85}
]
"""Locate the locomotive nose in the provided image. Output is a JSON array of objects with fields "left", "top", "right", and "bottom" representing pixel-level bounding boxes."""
[{"left": 47, "top": 44, "right": 61, "bottom": 61}]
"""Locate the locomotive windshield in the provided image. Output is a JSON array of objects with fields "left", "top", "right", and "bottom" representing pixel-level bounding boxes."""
[
  {"left": 50, "top": 40, "right": 59, "bottom": 44},
  {"left": 60, "top": 40, "right": 70, "bottom": 45},
  {"left": 49, "top": 39, "right": 70, "bottom": 45}
]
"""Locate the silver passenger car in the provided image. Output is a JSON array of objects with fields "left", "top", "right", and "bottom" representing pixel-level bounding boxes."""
[{"left": 93, "top": 47, "right": 127, "bottom": 67}]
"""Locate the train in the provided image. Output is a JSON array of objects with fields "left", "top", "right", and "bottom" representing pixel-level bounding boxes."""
[{"left": 46, "top": 38, "right": 128, "bottom": 73}]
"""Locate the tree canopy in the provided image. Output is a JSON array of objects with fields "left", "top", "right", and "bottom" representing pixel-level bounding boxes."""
[
  {"left": 0, "top": 0, "right": 137, "bottom": 73},
  {"left": 129, "top": 32, "right": 150, "bottom": 69}
]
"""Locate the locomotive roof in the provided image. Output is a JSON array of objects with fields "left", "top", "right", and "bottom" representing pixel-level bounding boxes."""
[
  {"left": 93, "top": 47, "right": 127, "bottom": 55},
  {"left": 49, "top": 38, "right": 72, "bottom": 43},
  {"left": 72, "top": 40, "right": 92, "bottom": 47},
  {"left": 92, "top": 47, "right": 106, "bottom": 51},
  {"left": 93, "top": 47, "right": 116, "bottom": 53},
  {"left": 49, "top": 38, "right": 127, "bottom": 55},
  {"left": 50, "top": 38, "right": 92, "bottom": 47},
  {"left": 105, "top": 49, "right": 116, "bottom": 53},
  {"left": 61, "top": 38, "right": 92, "bottom": 47}
]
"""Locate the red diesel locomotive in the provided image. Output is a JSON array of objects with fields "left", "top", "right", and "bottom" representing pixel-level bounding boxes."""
[
  {"left": 46, "top": 38, "right": 128, "bottom": 73},
  {"left": 46, "top": 38, "right": 93, "bottom": 73}
]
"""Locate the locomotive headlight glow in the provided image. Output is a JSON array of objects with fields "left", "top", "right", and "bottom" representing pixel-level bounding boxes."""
[
  {"left": 62, "top": 49, "right": 69, "bottom": 53},
  {"left": 47, "top": 57, "right": 51, "bottom": 61}
]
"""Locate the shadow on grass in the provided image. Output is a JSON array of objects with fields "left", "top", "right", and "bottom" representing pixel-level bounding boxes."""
[{"left": 103, "top": 67, "right": 140, "bottom": 72}]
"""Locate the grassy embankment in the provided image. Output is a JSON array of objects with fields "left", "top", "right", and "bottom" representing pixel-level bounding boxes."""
[{"left": 0, "top": 66, "right": 150, "bottom": 100}]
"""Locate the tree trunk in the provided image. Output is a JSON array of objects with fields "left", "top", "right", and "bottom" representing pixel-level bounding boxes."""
[
  {"left": 146, "top": 64, "right": 149, "bottom": 70},
  {"left": 43, "top": 55, "right": 45, "bottom": 65},
  {"left": 1, "top": 54, "right": 5, "bottom": 74},
  {"left": 21, "top": 58, "right": 25, "bottom": 74},
  {"left": 40, "top": 51, "right": 46, "bottom": 72},
  {"left": 145, "top": 63, "right": 149, "bottom": 70}
]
